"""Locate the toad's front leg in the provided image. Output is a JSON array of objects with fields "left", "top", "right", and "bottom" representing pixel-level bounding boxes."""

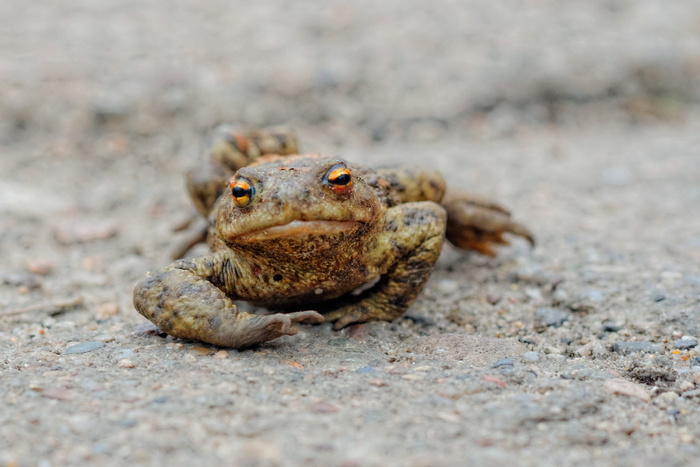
[
  {"left": 133, "top": 253, "right": 323, "bottom": 348},
  {"left": 323, "top": 202, "right": 446, "bottom": 329}
]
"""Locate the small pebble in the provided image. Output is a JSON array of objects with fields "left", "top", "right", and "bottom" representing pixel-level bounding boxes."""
[
  {"left": 117, "top": 359, "right": 136, "bottom": 369},
  {"left": 214, "top": 350, "right": 229, "bottom": 359},
  {"left": 1, "top": 272, "right": 41, "bottom": 289},
  {"left": 436, "top": 279, "right": 459, "bottom": 294},
  {"left": 486, "top": 294, "right": 501, "bottom": 305},
  {"left": 192, "top": 346, "right": 213, "bottom": 355},
  {"left": 604, "top": 378, "right": 650, "bottom": 401},
  {"left": 436, "top": 411, "right": 462, "bottom": 423},
  {"left": 96, "top": 302, "right": 119, "bottom": 320},
  {"left": 679, "top": 381, "right": 695, "bottom": 393},
  {"left": 356, "top": 366, "right": 376, "bottom": 374},
  {"left": 551, "top": 288, "right": 569, "bottom": 304},
  {"left": 492, "top": 358, "right": 515, "bottom": 368},
  {"left": 522, "top": 351, "right": 540, "bottom": 362},
  {"left": 26, "top": 259, "right": 56, "bottom": 275},
  {"left": 575, "top": 341, "right": 608, "bottom": 358},
  {"left": 112, "top": 349, "right": 135, "bottom": 360},
  {"left": 42, "top": 387, "right": 74, "bottom": 401},
  {"left": 64, "top": 342, "right": 105, "bottom": 355},
  {"left": 91, "top": 95, "right": 133, "bottom": 122},
  {"left": 513, "top": 264, "right": 553, "bottom": 285},
  {"left": 535, "top": 307, "right": 570, "bottom": 329},
  {"left": 499, "top": 367, "right": 514, "bottom": 376},
  {"left": 481, "top": 375, "right": 506, "bottom": 388},
  {"left": 402, "top": 374, "right": 424, "bottom": 381},
  {"left": 582, "top": 288, "right": 606, "bottom": 302},
  {"left": 29, "top": 382, "right": 43, "bottom": 392},
  {"left": 612, "top": 341, "right": 662, "bottom": 354},
  {"left": 654, "top": 391, "right": 679, "bottom": 408},
  {"left": 308, "top": 401, "right": 338, "bottom": 414},
  {"left": 667, "top": 408, "right": 681, "bottom": 423},
  {"left": 367, "top": 379, "right": 387, "bottom": 387},
  {"left": 525, "top": 288, "right": 543, "bottom": 300},
  {"left": 674, "top": 336, "right": 698, "bottom": 350},
  {"left": 215, "top": 381, "right": 239, "bottom": 394},
  {"left": 568, "top": 288, "right": 606, "bottom": 312},
  {"left": 436, "top": 385, "right": 462, "bottom": 400},
  {"left": 602, "top": 323, "right": 621, "bottom": 333}
]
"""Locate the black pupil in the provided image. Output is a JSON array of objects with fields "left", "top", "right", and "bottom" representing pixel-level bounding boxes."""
[
  {"left": 232, "top": 186, "right": 249, "bottom": 198},
  {"left": 331, "top": 172, "right": 350, "bottom": 185}
]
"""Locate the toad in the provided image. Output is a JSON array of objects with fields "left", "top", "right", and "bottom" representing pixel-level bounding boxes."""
[{"left": 133, "top": 127, "right": 533, "bottom": 348}]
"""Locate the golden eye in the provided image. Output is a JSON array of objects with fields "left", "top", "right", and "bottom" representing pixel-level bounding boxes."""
[
  {"left": 325, "top": 164, "right": 352, "bottom": 192},
  {"left": 230, "top": 178, "right": 254, "bottom": 207}
]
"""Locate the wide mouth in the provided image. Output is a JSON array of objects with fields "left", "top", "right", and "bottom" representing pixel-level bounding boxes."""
[{"left": 233, "top": 220, "right": 362, "bottom": 243}]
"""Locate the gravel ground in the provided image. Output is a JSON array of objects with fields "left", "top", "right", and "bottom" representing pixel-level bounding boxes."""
[{"left": 1, "top": 1, "right": 700, "bottom": 466}]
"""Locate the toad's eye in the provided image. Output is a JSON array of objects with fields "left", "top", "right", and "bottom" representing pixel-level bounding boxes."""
[
  {"left": 229, "top": 178, "right": 255, "bottom": 207},
  {"left": 324, "top": 164, "right": 352, "bottom": 192}
]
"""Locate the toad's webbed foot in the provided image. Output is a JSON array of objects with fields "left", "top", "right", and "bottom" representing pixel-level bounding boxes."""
[
  {"left": 443, "top": 191, "right": 534, "bottom": 256},
  {"left": 323, "top": 303, "right": 397, "bottom": 331},
  {"left": 253, "top": 310, "right": 326, "bottom": 340}
]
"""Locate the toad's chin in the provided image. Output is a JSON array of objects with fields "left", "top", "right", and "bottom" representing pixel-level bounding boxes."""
[{"left": 233, "top": 220, "right": 362, "bottom": 243}]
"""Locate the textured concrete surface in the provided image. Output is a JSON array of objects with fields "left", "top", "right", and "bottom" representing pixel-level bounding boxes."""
[{"left": 1, "top": 1, "right": 699, "bottom": 466}]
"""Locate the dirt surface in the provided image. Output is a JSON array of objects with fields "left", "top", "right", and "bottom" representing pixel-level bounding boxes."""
[{"left": 2, "top": 1, "right": 700, "bottom": 466}]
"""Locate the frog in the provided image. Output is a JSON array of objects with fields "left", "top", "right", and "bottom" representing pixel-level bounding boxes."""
[{"left": 133, "top": 127, "right": 534, "bottom": 349}]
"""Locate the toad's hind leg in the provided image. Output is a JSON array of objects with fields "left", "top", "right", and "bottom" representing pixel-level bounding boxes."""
[
  {"left": 372, "top": 166, "right": 533, "bottom": 256},
  {"left": 443, "top": 191, "right": 534, "bottom": 256},
  {"left": 133, "top": 254, "right": 323, "bottom": 348},
  {"left": 323, "top": 202, "right": 446, "bottom": 329},
  {"left": 186, "top": 126, "right": 300, "bottom": 217}
]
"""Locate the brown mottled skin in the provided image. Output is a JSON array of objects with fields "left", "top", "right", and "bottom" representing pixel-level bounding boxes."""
[{"left": 133, "top": 127, "right": 534, "bottom": 349}]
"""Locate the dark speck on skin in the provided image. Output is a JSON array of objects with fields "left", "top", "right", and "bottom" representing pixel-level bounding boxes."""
[{"left": 208, "top": 314, "right": 222, "bottom": 329}]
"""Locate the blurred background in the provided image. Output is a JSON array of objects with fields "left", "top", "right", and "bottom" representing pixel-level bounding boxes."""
[{"left": 2, "top": 0, "right": 699, "bottom": 150}]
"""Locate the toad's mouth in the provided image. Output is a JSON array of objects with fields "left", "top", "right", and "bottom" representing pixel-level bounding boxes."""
[{"left": 234, "top": 220, "right": 363, "bottom": 243}]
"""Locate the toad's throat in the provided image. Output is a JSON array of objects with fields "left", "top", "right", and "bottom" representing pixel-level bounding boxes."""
[{"left": 234, "top": 220, "right": 362, "bottom": 243}]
